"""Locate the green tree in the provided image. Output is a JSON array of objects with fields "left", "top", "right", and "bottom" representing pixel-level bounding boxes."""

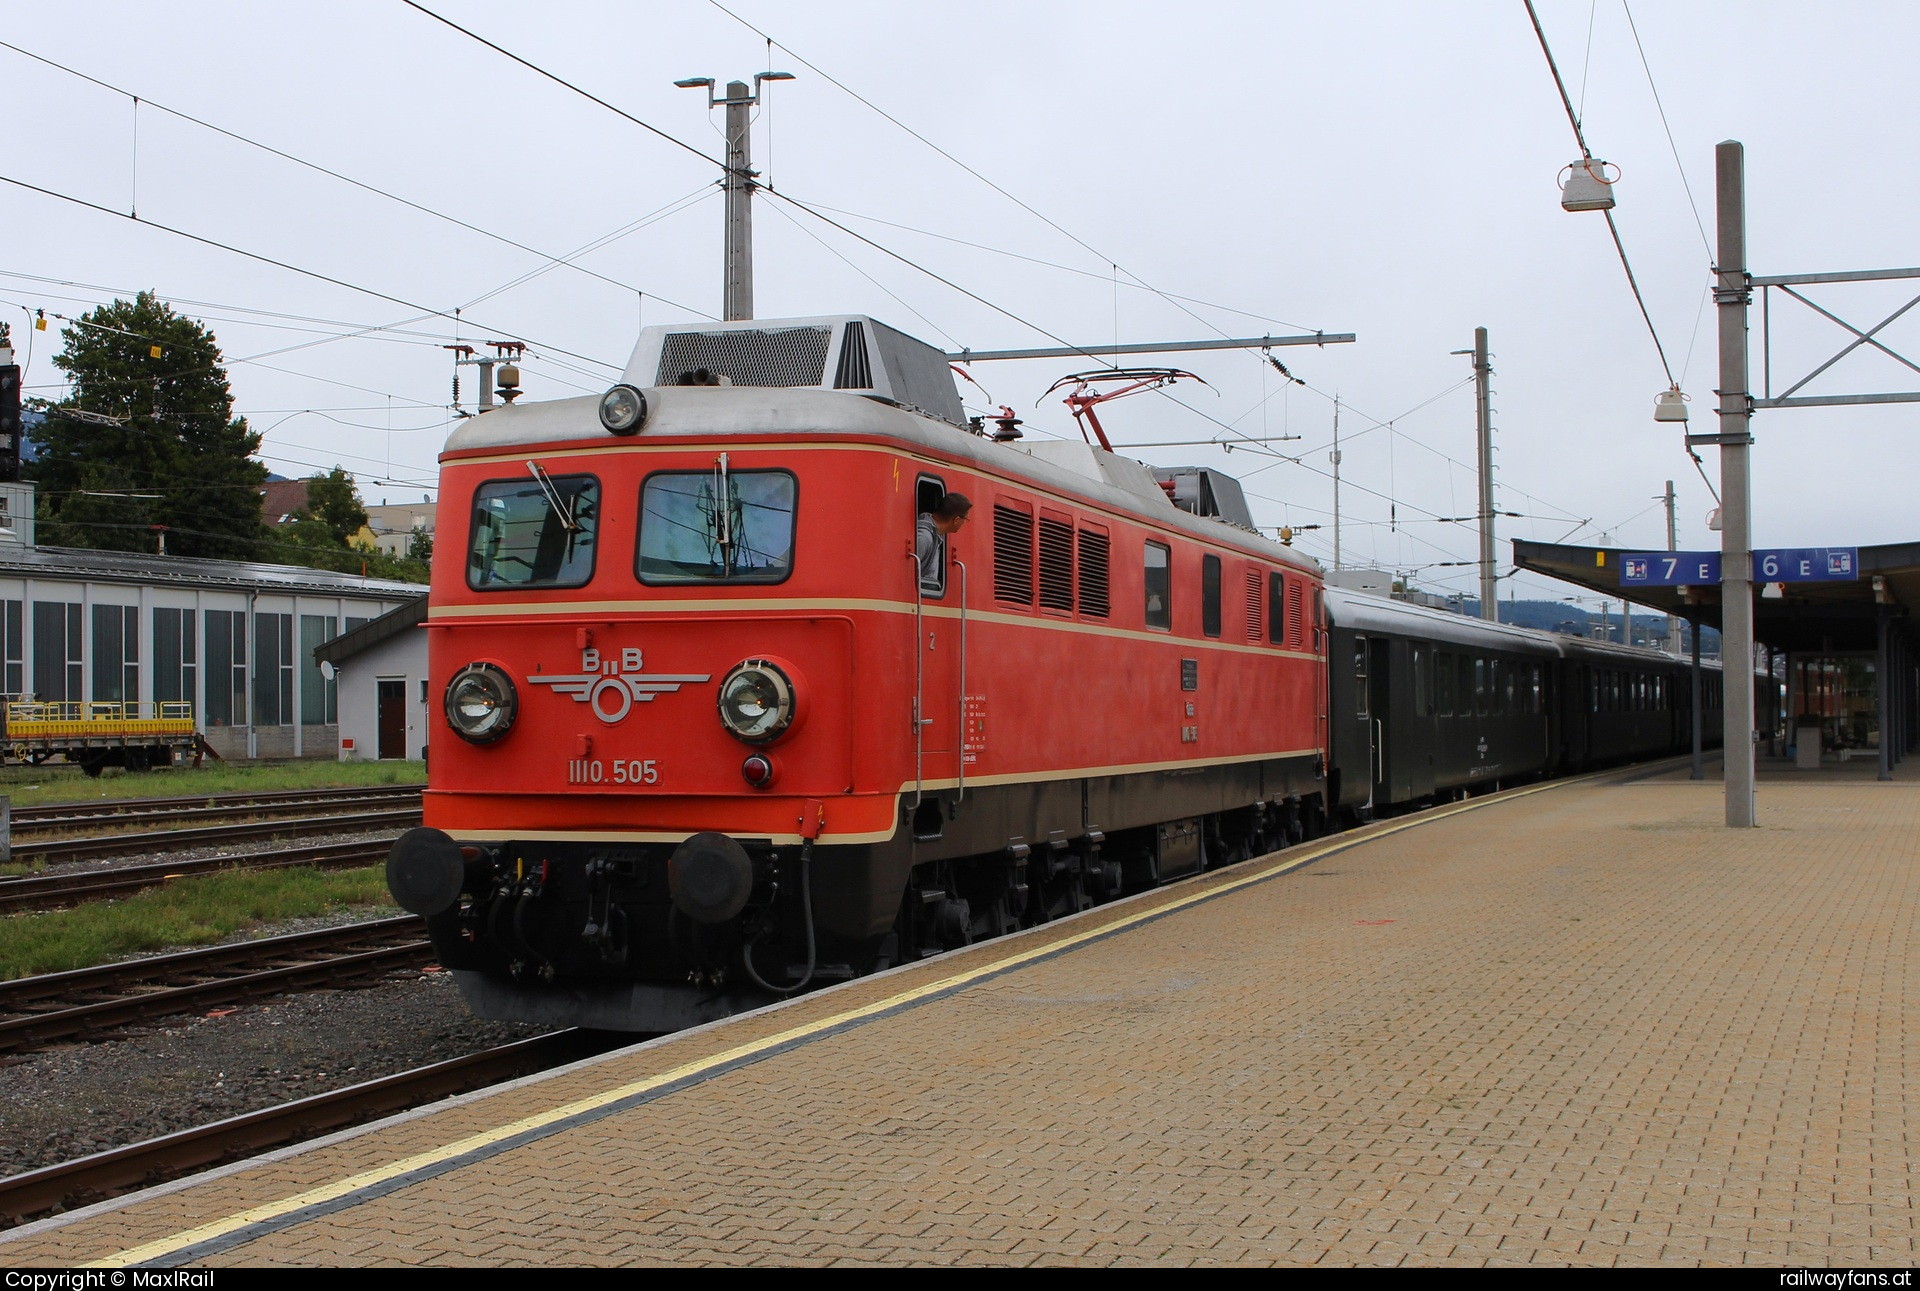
[
  {"left": 306, "top": 466, "right": 368, "bottom": 546},
  {"left": 406, "top": 526, "right": 433, "bottom": 564},
  {"left": 36, "top": 292, "right": 267, "bottom": 559}
]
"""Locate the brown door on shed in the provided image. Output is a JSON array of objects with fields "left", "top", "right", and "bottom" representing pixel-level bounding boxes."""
[{"left": 377, "top": 679, "right": 407, "bottom": 760}]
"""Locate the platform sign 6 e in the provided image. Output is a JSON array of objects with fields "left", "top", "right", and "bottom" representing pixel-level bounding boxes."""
[
  {"left": 1621, "top": 552, "right": 1720, "bottom": 587},
  {"left": 1754, "top": 547, "right": 1858, "bottom": 582}
]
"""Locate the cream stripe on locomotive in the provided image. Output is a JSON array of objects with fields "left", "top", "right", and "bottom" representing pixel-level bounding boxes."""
[
  {"left": 435, "top": 746, "right": 1324, "bottom": 846},
  {"left": 427, "top": 599, "right": 1324, "bottom": 663}
]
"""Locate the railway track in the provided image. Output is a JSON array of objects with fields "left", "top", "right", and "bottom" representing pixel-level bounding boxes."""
[
  {"left": 0, "top": 1029, "right": 628, "bottom": 1226},
  {"left": 0, "top": 839, "right": 393, "bottom": 913},
  {"left": 11, "top": 783, "right": 422, "bottom": 829},
  {"left": 0, "top": 916, "right": 431, "bottom": 1057},
  {"left": 11, "top": 805, "right": 422, "bottom": 867}
]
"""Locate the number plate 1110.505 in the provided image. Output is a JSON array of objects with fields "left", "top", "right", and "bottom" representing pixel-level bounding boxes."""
[{"left": 567, "top": 758, "right": 659, "bottom": 785}]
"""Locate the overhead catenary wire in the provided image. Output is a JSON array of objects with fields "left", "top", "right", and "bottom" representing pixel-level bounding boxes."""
[
  {"left": 0, "top": 172, "right": 623, "bottom": 376},
  {"left": 0, "top": 39, "right": 715, "bottom": 322},
  {"left": 1521, "top": 0, "right": 1675, "bottom": 388}
]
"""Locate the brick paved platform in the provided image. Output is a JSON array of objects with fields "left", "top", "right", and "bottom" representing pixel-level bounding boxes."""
[{"left": 5, "top": 766, "right": 1916, "bottom": 1267}]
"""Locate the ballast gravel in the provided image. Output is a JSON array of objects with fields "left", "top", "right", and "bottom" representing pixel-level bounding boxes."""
[{"left": 0, "top": 970, "right": 550, "bottom": 1180}]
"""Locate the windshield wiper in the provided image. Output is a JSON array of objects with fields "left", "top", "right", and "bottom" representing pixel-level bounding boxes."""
[{"left": 526, "top": 460, "right": 580, "bottom": 532}]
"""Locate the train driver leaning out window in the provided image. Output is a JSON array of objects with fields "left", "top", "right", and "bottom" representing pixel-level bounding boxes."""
[{"left": 915, "top": 491, "right": 972, "bottom": 593}]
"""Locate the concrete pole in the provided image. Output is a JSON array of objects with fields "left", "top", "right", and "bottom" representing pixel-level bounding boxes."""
[
  {"left": 1878, "top": 613, "right": 1893, "bottom": 781},
  {"left": 1691, "top": 618, "right": 1704, "bottom": 780},
  {"left": 1475, "top": 327, "right": 1496, "bottom": 621},
  {"left": 1330, "top": 396, "right": 1342, "bottom": 571},
  {"left": 1663, "top": 480, "right": 1679, "bottom": 655},
  {"left": 1715, "top": 140, "right": 1757, "bottom": 826},
  {"left": 723, "top": 81, "right": 754, "bottom": 321}
]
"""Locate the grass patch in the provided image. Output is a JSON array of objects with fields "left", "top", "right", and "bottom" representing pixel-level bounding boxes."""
[
  {"left": 0, "top": 760, "right": 425, "bottom": 811},
  {"left": 0, "top": 864, "right": 398, "bottom": 979}
]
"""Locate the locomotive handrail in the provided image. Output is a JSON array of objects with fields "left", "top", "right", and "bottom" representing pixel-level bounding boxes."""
[
  {"left": 955, "top": 557, "right": 968, "bottom": 806},
  {"left": 909, "top": 549, "right": 925, "bottom": 809}
]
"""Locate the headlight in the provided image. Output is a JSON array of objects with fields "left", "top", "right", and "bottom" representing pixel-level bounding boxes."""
[
  {"left": 444, "top": 663, "right": 518, "bottom": 744},
  {"left": 716, "top": 659, "right": 798, "bottom": 744},
  {"left": 598, "top": 384, "right": 648, "bottom": 435}
]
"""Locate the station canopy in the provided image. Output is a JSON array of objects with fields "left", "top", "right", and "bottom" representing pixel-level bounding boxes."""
[{"left": 1511, "top": 538, "right": 1920, "bottom": 654}]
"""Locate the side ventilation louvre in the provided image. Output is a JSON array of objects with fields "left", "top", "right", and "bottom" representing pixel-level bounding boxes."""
[
  {"left": 1038, "top": 518, "right": 1074, "bottom": 611},
  {"left": 1077, "top": 530, "right": 1110, "bottom": 617},
  {"left": 1245, "top": 569, "right": 1263, "bottom": 643},
  {"left": 833, "top": 321, "right": 872, "bottom": 389},
  {"left": 1287, "top": 579, "right": 1305, "bottom": 648},
  {"left": 993, "top": 505, "right": 1034, "bottom": 605}
]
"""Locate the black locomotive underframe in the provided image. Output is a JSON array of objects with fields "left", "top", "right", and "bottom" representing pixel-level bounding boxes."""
[{"left": 434, "top": 753, "right": 1325, "bottom": 1032}]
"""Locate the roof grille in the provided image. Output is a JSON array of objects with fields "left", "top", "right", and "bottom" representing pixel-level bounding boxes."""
[
  {"left": 655, "top": 325, "right": 831, "bottom": 388},
  {"left": 833, "top": 320, "right": 872, "bottom": 389}
]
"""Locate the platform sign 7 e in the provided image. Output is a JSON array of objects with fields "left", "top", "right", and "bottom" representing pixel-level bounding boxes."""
[{"left": 1621, "top": 552, "right": 1721, "bottom": 586}]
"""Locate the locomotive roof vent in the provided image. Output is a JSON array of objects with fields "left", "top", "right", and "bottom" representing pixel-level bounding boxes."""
[
  {"left": 621, "top": 314, "right": 966, "bottom": 428},
  {"left": 1151, "top": 466, "right": 1257, "bottom": 531}
]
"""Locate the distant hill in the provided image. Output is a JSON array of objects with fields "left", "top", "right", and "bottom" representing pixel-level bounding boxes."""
[{"left": 1412, "top": 595, "right": 1721, "bottom": 654}]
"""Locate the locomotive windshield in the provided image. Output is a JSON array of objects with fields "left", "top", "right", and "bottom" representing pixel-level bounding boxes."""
[
  {"left": 467, "top": 474, "right": 600, "bottom": 589},
  {"left": 638, "top": 468, "right": 797, "bottom": 584}
]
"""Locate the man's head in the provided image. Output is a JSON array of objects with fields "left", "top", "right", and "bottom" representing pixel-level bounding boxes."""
[{"left": 932, "top": 491, "right": 972, "bottom": 535}]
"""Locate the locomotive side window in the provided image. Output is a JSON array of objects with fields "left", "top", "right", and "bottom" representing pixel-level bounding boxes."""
[
  {"left": 1077, "top": 526, "right": 1111, "bottom": 617},
  {"left": 1201, "top": 554, "right": 1222, "bottom": 638},
  {"left": 468, "top": 474, "right": 600, "bottom": 590},
  {"left": 915, "top": 475, "right": 948, "bottom": 598},
  {"left": 1268, "top": 572, "right": 1285, "bottom": 645},
  {"left": 1144, "top": 542, "right": 1171, "bottom": 629},
  {"left": 637, "top": 468, "right": 796, "bottom": 584}
]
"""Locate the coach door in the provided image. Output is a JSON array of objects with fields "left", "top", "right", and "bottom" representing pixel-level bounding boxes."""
[
  {"left": 1353, "top": 635, "right": 1381, "bottom": 812},
  {"left": 1368, "top": 637, "right": 1392, "bottom": 806}
]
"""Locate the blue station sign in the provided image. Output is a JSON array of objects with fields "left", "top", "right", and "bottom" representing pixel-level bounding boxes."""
[
  {"left": 1621, "top": 552, "right": 1720, "bottom": 586},
  {"left": 1754, "top": 547, "right": 1859, "bottom": 582},
  {"left": 1620, "top": 547, "right": 1859, "bottom": 587}
]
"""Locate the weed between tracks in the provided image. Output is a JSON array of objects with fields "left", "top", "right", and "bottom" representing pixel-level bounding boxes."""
[
  {"left": 0, "top": 865, "right": 397, "bottom": 979},
  {"left": 0, "top": 760, "right": 425, "bottom": 811}
]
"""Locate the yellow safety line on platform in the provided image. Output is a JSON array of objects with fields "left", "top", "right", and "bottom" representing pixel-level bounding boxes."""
[{"left": 88, "top": 762, "right": 1641, "bottom": 1269}]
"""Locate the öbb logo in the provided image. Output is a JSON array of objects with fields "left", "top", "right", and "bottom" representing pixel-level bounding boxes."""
[{"left": 526, "top": 647, "right": 712, "bottom": 725}]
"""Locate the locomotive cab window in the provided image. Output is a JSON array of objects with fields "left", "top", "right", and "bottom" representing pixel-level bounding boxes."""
[
  {"left": 468, "top": 473, "right": 600, "bottom": 590},
  {"left": 1144, "top": 541, "right": 1171, "bottom": 629},
  {"left": 638, "top": 467, "right": 797, "bottom": 585},
  {"left": 915, "top": 475, "right": 949, "bottom": 598}
]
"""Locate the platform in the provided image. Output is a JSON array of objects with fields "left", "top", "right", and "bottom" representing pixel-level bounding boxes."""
[{"left": 5, "top": 764, "right": 1916, "bottom": 1267}]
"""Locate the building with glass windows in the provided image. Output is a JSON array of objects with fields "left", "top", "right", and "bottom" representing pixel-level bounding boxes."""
[{"left": 0, "top": 542, "right": 423, "bottom": 761}]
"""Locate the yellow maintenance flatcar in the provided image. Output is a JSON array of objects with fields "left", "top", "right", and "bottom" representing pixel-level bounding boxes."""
[{"left": 2, "top": 700, "right": 202, "bottom": 774}]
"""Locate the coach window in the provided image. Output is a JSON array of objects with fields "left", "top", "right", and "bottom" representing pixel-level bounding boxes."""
[
  {"left": 1201, "top": 554, "right": 1222, "bottom": 637},
  {"left": 1144, "top": 542, "right": 1172, "bottom": 629},
  {"left": 1458, "top": 655, "right": 1474, "bottom": 715},
  {"left": 1436, "top": 650, "right": 1455, "bottom": 716},
  {"left": 1353, "top": 638, "right": 1369, "bottom": 718},
  {"left": 1473, "top": 658, "right": 1488, "bottom": 716},
  {"left": 1531, "top": 664, "right": 1544, "bottom": 714},
  {"left": 1413, "top": 645, "right": 1430, "bottom": 717},
  {"left": 638, "top": 469, "right": 797, "bottom": 585},
  {"left": 469, "top": 473, "right": 599, "bottom": 590}
]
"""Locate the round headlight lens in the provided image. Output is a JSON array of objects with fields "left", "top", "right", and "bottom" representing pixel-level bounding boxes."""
[
  {"left": 716, "top": 660, "right": 796, "bottom": 744},
  {"left": 598, "top": 384, "right": 647, "bottom": 435},
  {"left": 444, "top": 663, "right": 518, "bottom": 744}
]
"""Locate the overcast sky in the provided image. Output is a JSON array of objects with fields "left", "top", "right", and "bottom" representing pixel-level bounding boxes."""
[{"left": 2, "top": 1, "right": 1914, "bottom": 607}]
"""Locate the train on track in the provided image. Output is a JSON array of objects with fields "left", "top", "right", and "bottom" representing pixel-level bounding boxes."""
[{"left": 387, "top": 315, "right": 1746, "bottom": 1032}]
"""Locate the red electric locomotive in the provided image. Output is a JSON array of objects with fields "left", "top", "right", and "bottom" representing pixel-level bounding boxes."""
[{"left": 387, "top": 315, "right": 1329, "bottom": 1031}]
